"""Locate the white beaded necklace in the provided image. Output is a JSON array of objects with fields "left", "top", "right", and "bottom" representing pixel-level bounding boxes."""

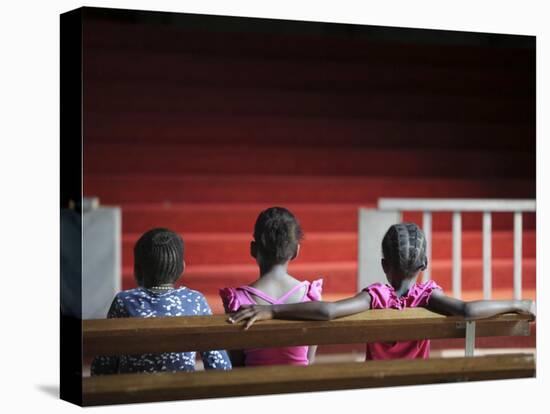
[{"left": 148, "top": 285, "right": 175, "bottom": 291}]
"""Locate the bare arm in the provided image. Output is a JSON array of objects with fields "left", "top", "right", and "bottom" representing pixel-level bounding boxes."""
[
  {"left": 229, "top": 291, "right": 372, "bottom": 329},
  {"left": 426, "top": 289, "right": 536, "bottom": 320}
]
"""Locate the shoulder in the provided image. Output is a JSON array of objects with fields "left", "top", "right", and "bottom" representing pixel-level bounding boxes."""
[
  {"left": 362, "top": 283, "right": 394, "bottom": 309},
  {"left": 218, "top": 287, "right": 237, "bottom": 302},
  {"left": 116, "top": 288, "right": 149, "bottom": 301},
  {"left": 409, "top": 280, "right": 444, "bottom": 306},
  {"left": 362, "top": 282, "right": 392, "bottom": 296},
  {"left": 174, "top": 287, "right": 214, "bottom": 315},
  {"left": 219, "top": 287, "right": 242, "bottom": 312},
  {"left": 113, "top": 288, "right": 142, "bottom": 304},
  {"left": 107, "top": 290, "right": 140, "bottom": 317},
  {"left": 415, "top": 280, "right": 443, "bottom": 295},
  {"left": 114, "top": 288, "right": 153, "bottom": 304},
  {"left": 305, "top": 278, "right": 324, "bottom": 301},
  {"left": 178, "top": 287, "right": 208, "bottom": 302}
]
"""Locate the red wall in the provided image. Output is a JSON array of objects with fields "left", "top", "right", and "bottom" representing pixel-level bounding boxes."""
[{"left": 82, "top": 11, "right": 535, "bottom": 299}]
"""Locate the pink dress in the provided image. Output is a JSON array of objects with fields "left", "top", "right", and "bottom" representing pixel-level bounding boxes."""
[
  {"left": 363, "top": 280, "right": 442, "bottom": 360},
  {"left": 220, "top": 279, "right": 323, "bottom": 366}
]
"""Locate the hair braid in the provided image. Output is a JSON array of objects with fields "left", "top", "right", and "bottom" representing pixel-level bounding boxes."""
[
  {"left": 382, "top": 222, "right": 427, "bottom": 278},
  {"left": 134, "top": 228, "right": 184, "bottom": 287}
]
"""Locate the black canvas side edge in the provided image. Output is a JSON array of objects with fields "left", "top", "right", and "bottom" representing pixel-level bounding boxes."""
[{"left": 60, "top": 7, "right": 83, "bottom": 407}]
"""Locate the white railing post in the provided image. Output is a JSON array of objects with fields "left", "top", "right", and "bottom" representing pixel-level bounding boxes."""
[
  {"left": 358, "top": 208, "right": 402, "bottom": 289},
  {"left": 513, "top": 212, "right": 523, "bottom": 300},
  {"left": 465, "top": 321, "right": 476, "bottom": 357},
  {"left": 452, "top": 212, "right": 462, "bottom": 299},
  {"left": 482, "top": 212, "right": 492, "bottom": 299},
  {"left": 422, "top": 211, "right": 432, "bottom": 282}
]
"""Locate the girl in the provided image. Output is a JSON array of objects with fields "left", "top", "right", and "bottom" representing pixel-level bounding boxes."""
[
  {"left": 229, "top": 222, "right": 535, "bottom": 360},
  {"left": 219, "top": 207, "right": 323, "bottom": 366},
  {"left": 91, "top": 228, "right": 232, "bottom": 374}
]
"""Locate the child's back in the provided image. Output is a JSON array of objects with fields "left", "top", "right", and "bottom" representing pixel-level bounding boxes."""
[
  {"left": 364, "top": 280, "right": 441, "bottom": 360},
  {"left": 220, "top": 207, "right": 323, "bottom": 366},
  {"left": 221, "top": 275, "right": 322, "bottom": 366},
  {"left": 91, "top": 228, "right": 232, "bottom": 375},
  {"left": 92, "top": 286, "right": 231, "bottom": 373}
]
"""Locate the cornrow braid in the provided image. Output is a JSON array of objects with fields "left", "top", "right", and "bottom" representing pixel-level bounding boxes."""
[
  {"left": 134, "top": 228, "right": 185, "bottom": 287},
  {"left": 382, "top": 222, "right": 427, "bottom": 278}
]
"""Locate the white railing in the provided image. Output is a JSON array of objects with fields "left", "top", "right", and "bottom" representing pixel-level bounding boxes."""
[{"left": 377, "top": 198, "right": 536, "bottom": 300}]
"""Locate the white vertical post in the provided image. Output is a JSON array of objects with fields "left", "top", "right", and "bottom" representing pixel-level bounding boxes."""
[
  {"left": 465, "top": 321, "right": 476, "bottom": 357},
  {"left": 452, "top": 212, "right": 462, "bottom": 299},
  {"left": 358, "top": 209, "right": 402, "bottom": 290},
  {"left": 422, "top": 211, "right": 432, "bottom": 282},
  {"left": 513, "top": 212, "right": 523, "bottom": 300},
  {"left": 482, "top": 212, "right": 492, "bottom": 299}
]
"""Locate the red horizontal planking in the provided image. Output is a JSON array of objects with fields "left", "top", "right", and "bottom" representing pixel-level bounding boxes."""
[
  {"left": 84, "top": 116, "right": 535, "bottom": 151},
  {"left": 122, "top": 233, "right": 359, "bottom": 266},
  {"left": 84, "top": 174, "right": 535, "bottom": 204},
  {"left": 427, "top": 231, "right": 536, "bottom": 259},
  {"left": 84, "top": 144, "right": 534, "bottom": 179},
  {"left": 401, "top": 211, "right": 536, "bottom": 231},
  {"left": 425, "top": 212, "right": 532, "bottom": 232},
  {"left": 120, "top": 203, "right": 362, "bottom": 233},
  {"left": 120, "top": 231, "right": 535, "bottom": 267},
  {"left": 121, "top": 258, "right": 536, "bottom": 294},
  {"left": 83, "top": 85, "right": 534, "bottom": 123},
  {"left": 118, "top": 203, "right": 535, "bottom": 233},
  {"left": 423, "top": 259, "right": 537, "bottom": 292}
]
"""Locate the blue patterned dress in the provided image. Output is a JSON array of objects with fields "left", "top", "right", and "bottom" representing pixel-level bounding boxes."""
[{"left": 90, "top": 287, "right": 232, "bottom": 375}]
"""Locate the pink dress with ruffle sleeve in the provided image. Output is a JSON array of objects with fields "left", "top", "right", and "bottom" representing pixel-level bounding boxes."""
[
  {"left": 219, "top": 278, "right": 323, "bottom": 366},
  {"left": 363, "top": 280, "right": 443, "bottom": 360}
]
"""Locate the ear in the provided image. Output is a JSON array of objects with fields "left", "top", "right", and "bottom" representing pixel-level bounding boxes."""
[
  {"left": 291, "top": 243, "right": 301, "bottom": 261},
  {"left": 250, "top": 241, "right": 257, "bottom": 259},
  {"left": 421, "top": 257, "right": 428, "bottom": 271},
  {"left": 381, "top": 258, "right": 389, "bottom": 274}
]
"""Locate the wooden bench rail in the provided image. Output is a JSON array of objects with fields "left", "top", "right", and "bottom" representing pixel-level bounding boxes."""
[
  {"left": 83, "top": 353, "right": 535, "bottom": 405},
  {"left": 83, "top": 308, "right": 532, "bottom": 358}
]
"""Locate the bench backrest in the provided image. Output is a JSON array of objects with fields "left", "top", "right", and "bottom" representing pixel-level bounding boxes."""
[{"left": 83, "top": 308, "right": 532, "bottom": 357}]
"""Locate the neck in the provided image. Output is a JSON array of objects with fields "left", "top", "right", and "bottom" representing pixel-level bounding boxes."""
[
  {"left": 145, "top": 282, "right": 174, "bottom": 288},
  {"left": 259, "top": 262, "right": 289, "bottom": 278},
  {"left": 391, "top": 277, "right": 416, "bottom": 297}
]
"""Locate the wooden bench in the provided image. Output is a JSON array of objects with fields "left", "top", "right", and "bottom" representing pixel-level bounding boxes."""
[
  {"left": 82, "top": 308, "right": 535, "bottom": 405},
  {"left": 83, "top": 354, "right": 535, "bottom": 405}
]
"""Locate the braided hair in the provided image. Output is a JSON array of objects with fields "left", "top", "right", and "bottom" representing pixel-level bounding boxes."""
[
  {"left": 381, "top": 222, "right": 427, "bottom": 278},
  {"left": 253, "top": 207, "right": 304, "bottom": 267},
  {"left": 134, "top": 228, "right": 185, "bottom": 287}
]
